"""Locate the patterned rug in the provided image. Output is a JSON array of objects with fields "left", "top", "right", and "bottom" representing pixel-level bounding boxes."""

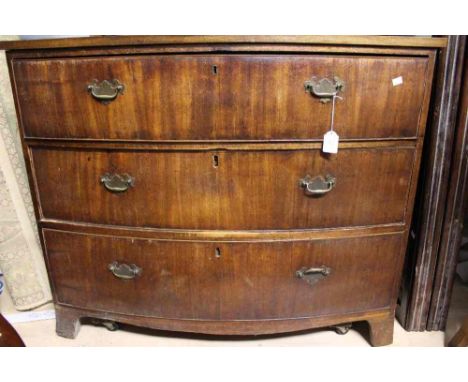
[{"left": 0, "top": 37, "right": 51, "bottom": 310}]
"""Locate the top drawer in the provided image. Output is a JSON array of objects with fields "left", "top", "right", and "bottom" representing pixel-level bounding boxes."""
[{"left": 12, "top": 54, "right": 429, "bottom": 141}]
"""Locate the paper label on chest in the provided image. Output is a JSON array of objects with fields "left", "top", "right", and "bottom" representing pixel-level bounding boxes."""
[{"left": 323, "top": 131, "right": 339, "bottom": 154}]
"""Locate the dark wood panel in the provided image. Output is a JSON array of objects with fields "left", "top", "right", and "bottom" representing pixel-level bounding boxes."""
[
  {"left": 31, "top": 147, "right": 415, "bottom": 230},
  {"left": 44, "top": 229, "right": 402, "bottom": 320},
  {"left": 13, "top": 54, "right": 428, "bottom": 140}
]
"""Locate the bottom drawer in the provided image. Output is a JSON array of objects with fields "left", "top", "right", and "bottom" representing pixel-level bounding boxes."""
[{"left": 44, "top": 229, "right": 402, "bottom": 320}]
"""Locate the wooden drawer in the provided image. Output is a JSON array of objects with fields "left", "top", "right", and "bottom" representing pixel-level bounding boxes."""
[
  {"left": 13, "top": 54, "right": 428, "bottom": 140},
  {"left": 44, "top": 229, "right": 402, "bottom": 320},
  {"left": 32, "top": 146, "right": 414, "bottom": 230}
]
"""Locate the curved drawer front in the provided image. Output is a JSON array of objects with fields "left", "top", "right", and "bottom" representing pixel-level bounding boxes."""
[
  {"left": 14, "top": 54, "right": 428, "bottom": 140},
  {"left": 32, "top": 147, "right": 414, "bottom": 230},
  {"left": 44, "top": 229, "right": 402, "bottom": 320}
]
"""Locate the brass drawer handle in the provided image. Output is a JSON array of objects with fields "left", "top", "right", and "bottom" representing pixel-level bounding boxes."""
[
  {"left": 108, "top": 261, "right": 142, "bottom": 280},
  {"left": 87, "top": 79, "right": 124, "bottom": 103},
  {"left": 299, "top": 174, "right": 336, "bottom": 196},
  {"left": 296, "top": 266, "right": 331, "bottom": 286},
  {"left": 100, "top": 173, "right": 134, "bottom": 193},
  {"left": 304, "top": 76, "right": 345, "bottom": 103}
]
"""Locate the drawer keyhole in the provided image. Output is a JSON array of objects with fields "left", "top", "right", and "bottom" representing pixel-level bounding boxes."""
[
  {"left": 212, "top": 154, "right": 219, "bottom": 168},
  {"left": 215, "top": 247, "right": 221, "bottom": 258},
  {"left": 212, "top": 65, "right": 218, "bottom": 75}
]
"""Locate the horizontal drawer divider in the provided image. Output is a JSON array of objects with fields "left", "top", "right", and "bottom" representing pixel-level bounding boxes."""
[
  {"left": 10, "top": 46, "right": 436, "bottom": 61},
  {"left": 25, "top": 137, "right": 418, "bottom": 151},
  {"left": 40, "top": 219, "right": 406, "bottom": 242}
]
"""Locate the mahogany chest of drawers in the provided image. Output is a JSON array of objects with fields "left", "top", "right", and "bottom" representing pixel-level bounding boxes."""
[{"left": 2, "top": 36, "right": 443, "bottom": 345}]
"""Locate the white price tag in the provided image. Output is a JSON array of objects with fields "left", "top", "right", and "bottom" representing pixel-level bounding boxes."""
[
  {"left": 323, "top": 131, "right": 339, "bottom": 154},
  {"left": 392, "top": 76, "right": 403, "bottom": 86}
]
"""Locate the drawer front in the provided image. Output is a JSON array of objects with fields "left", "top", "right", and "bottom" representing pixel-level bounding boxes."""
[
  {"left": 14, "top": 54, "right": 428, "bottom": 140},
  {"left": 44, "top": 230, "right": 402, "bottom": 320},
  {"left": 32, "top": 147, "right": 414, "bottom": 230}
]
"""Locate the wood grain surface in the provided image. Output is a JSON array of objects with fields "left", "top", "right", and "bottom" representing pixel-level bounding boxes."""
[
  {"left": 31, "top": 147, "right": 415, "bottom": 230},
  {"left": 45, "top": 229, "right": 402, "bottom": 320},
  {"left": 13, "top": 54, "right": 428, "bottom": 140}
]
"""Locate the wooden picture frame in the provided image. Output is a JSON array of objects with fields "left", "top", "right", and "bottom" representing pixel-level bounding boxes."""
[{"left": 397, "top": 35, "right": 467, "bottom": 331}]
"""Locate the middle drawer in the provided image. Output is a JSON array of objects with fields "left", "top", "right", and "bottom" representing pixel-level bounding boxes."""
[{"left": 31, "top": 147, "right": 414, "bottom": 230}]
